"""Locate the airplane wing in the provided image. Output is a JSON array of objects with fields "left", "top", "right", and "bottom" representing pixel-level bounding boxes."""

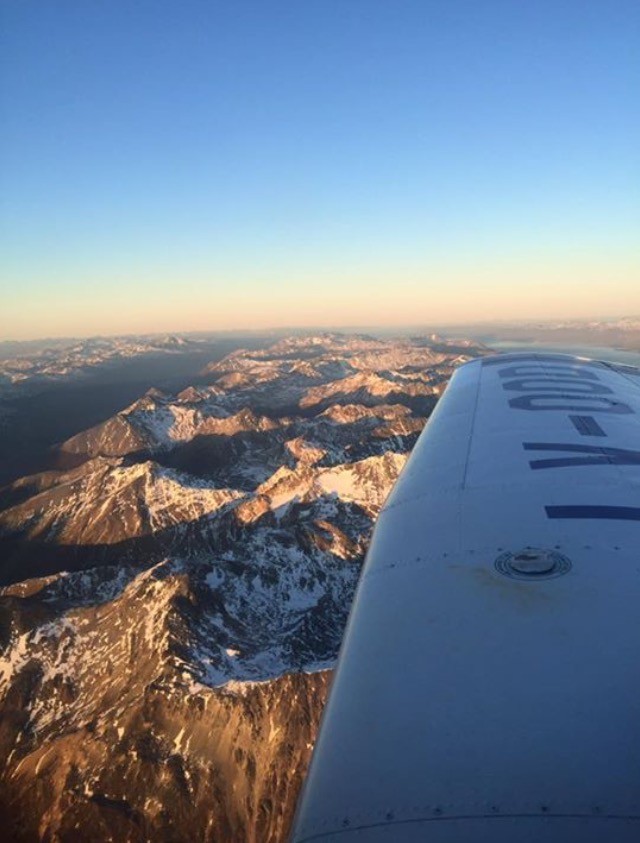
[{"left": 291, "top": 352, "right": 640, "bottom": 842}]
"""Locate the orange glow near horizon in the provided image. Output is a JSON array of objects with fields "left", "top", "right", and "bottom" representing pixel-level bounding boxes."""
[{"left": 3, "top": 255, "right": 639, "bottom": 341}]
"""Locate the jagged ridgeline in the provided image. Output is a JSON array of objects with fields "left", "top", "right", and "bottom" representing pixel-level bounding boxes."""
[{"left": 0, "top": 333, "right": 485, "bottom": 842}]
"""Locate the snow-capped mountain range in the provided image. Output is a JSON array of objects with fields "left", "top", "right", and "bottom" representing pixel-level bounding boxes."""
[{"left": 0, "top": 332, "right": 486, "bottom": 842}]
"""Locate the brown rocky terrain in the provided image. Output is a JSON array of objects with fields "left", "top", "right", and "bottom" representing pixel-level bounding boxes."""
[{"left": 0, "top": 333, "right": 486, "bottom": 841}]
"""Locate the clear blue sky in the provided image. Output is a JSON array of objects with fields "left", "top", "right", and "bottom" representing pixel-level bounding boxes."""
[{"left": 1, "top": 0, "right": 638, "bottom": 339}]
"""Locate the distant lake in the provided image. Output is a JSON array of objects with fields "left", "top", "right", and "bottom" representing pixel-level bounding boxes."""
[{"left": 487, "top": 340, "right": 640, "bottom": 368}]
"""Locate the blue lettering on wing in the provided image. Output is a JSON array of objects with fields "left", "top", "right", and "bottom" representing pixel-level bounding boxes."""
[
  {"left": 570, "top": 415, "right": 607, "bottom": 437},
  {"left": 494, "top": 358, "right": 635, "bottom": 414},
  {"left": 509, "top": 395, "right": 633, "bottom": 413},
  {"left": 524, "top": 442, "right": 640, "bottom": 469},
  {"left": 502, "top": 378, "right": 612, "bottom": 394},
  {"left": 546, "top": 506, "right": 640, "bottom": 521},
  {"left": 498, "top": 366, "right": 600, "bottom": 380},
  {"left": 484, "top": 354, "right": 602, "bottom": 368}
]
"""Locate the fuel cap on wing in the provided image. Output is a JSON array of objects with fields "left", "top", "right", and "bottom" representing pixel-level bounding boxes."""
[{"left": 495, "top": 548, "right": 572, "bottom": 580}]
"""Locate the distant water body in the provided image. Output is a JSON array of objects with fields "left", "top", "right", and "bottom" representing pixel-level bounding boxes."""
[{"left": 487, "top": 340, "right": 640, "bottom": 368}]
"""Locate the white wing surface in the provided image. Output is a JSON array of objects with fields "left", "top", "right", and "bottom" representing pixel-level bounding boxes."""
[{"left": 291, "top": 353, "right": 640, "bottom": 842}]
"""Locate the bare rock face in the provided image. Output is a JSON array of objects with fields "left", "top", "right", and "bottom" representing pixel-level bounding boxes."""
[
  {"left": 0, "top": 333, "right": 486, "bottom": 841},
  {"left": 1, "top": 575, "right": 330, "bottom": 842},
  {"left": 58, "top": 413, "right": 153, "bottom": 462},
  {"left": 0, "top": 559, "right": 334, "bottom": 843}
]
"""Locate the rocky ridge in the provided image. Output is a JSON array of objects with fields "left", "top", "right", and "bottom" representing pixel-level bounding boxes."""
[{"left": 0, "top": 332, "right": 485, "bottom": 841}]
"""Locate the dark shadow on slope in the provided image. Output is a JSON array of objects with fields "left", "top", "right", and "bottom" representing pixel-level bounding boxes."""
[
  {"left": 0, "top": 474, "right": 61, "bottom": 512},
  {"left": 0, "top": 412, "right": 422, "bottom": 514},
  {"left": 49, "top": 416, "right": 295, "bottom": 478},
  {"left": 314, "top": 431, "right": 421, "bottom": 468},
  {"left": 0, "top": 504, "right": 272, "bottom": 587},
  {"left": 153, "top": 428, "right": 292, "bottom": 487},
  {"left": 0, "top": 339, "right": 270, "bottom": 487}
]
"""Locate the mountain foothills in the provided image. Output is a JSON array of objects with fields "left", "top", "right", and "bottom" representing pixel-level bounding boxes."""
[{"left": 0, "top": 333, "right": 485, "bottom": 842}]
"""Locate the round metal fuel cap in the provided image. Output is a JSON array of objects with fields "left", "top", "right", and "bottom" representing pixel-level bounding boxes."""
[{"left": 495, "top": 548, "right": 572, "bottom": 580}]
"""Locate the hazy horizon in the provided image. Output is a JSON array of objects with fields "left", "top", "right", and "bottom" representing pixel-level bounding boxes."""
[{"left": 3, "top": 310, "right": 640, "bottom": 347}]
